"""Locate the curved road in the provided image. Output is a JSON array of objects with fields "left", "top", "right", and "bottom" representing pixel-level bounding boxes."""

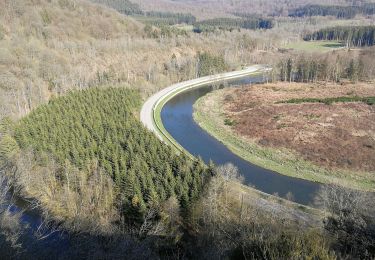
[{"left": 140, "top": 65, "right": 267, "bottom": 139}]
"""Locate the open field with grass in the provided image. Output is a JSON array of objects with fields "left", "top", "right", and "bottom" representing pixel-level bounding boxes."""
[
  {"left": 285, "top": 41, "right": 344, "bottom": 52},
  {"left": 193, "top": 82, "right": 375, "bottom": 191}
]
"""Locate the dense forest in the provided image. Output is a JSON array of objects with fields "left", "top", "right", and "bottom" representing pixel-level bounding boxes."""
[
  {"left": 304, "top": 26, "right": 375, "bottom": 47},
  {"left": 193, "top": 17, "right": 274, "bottom": 33},
  {"left": 13, "top": 88, "right": 209, "bottom": 222},
  {"left": 290, "top": 3, "right": 375, "bottom": 19}
]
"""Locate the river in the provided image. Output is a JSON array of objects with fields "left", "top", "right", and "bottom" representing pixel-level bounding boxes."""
[{"left": 160, "top": 75, "right": 321, "bottom": 205}]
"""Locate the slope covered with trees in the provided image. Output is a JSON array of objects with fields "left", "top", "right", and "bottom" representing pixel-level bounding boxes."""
[{"left": 14, "top": 87, "right": 209, "bottom": 222}]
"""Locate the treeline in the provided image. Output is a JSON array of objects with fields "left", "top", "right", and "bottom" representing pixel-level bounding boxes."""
[
  {"left": 304, "top": 26, "right": 375, "bottom": 47},
  {"left": 276, "top": 50, "right": 375, "bottom": 83},
  {"left": 14, "top": 88, "right": 210, "bottom": 222},
  {"left": 290, "top": 3, "right": 375, "bottom": 19},
  {"left": 193, "top": 17, "right": 273, "bottom": 33}
]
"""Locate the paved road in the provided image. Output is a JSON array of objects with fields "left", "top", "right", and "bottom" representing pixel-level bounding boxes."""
[{"left": 140, "top": 65, "right": 266, "bottom": 140}]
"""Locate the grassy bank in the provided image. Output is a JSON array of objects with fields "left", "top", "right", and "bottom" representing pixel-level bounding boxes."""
[
  {"left": 193, "top": 89, "right": 375, "bottom": 191},
  {"left": 151, "top": 68, "right": 264, "bottom": 157},
  {"left": 153, "top": 90, "right": 192, "bottom": 156}
]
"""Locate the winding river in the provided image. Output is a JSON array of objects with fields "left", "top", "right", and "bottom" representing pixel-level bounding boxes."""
[
  {"left": 8, "top": 69, "right": 321, "bottom": 255},
  {"left": 160, "top": 75, "right": 321, "bottom": 205}
]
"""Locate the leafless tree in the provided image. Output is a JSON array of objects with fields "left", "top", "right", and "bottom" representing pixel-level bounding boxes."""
[{"left": 316, "top": 184, "right": 375, "bottom": 259}]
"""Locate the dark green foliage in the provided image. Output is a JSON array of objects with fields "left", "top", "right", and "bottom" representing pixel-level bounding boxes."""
[
  {"left": 14, "top": 87, "right": 208, "bottom": 221},
  {"left": 304, "top": 26, "right": 375, "bottom": 47},
  {"left": 197, "top": 52, "right": 228, "bottom": 77},
  {"left": 278, "top": 96, "right": 375, "bottom": 106},
  {"left": 290, "top": 3, "right": 375, "bottom": 19},
  {"left": 193, "top": 17, "right": 273, "bottom": 33}
]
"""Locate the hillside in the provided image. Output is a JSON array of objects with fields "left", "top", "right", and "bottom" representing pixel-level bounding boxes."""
[
  {"left": 131, "top": 0, "right": 369, "bottom": 19},
  {"left": 0, "top": 0, "right": 143, "bottom": 120},
  {"left": 9, "top": 87, "right": 208, "bottom": 228},
  {"left": 2, "top": 0, "right": 375, "bottom": 123},
  {"left": 0, "top": 0, "right": 270, "bottom": 121}
]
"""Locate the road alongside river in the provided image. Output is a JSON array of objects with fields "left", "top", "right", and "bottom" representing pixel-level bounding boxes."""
[{"left": 140, "top": 66, "right": 321, "bottom": 205}]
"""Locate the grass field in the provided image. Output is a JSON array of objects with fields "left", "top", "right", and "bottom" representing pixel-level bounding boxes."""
[{"left": 285, "top": 40, "right": 344, "bottom": 52}]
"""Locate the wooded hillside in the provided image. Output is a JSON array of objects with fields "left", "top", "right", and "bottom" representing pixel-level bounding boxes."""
[{"left": 14, "top": 87, "right": 209, "bottom": 222}]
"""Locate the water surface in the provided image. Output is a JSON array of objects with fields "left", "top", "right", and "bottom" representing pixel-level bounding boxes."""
[{"left": 161, "top": 76, "right": 321, "bottom": 205}]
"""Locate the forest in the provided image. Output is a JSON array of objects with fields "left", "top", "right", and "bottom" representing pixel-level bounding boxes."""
[
  {"left": 304, "top": 26, "right": 375, "bottom": 47},
  {"left": 276, "top": 48, "right": 375, "bottom": 83},
  {"left": 290, "top": 3, "right": 375, "bottom": 19},
  {"left": 13, "top": 88, "right": 209, "bottom": 222}
]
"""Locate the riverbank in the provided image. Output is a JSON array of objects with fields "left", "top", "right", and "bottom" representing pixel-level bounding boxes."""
[
  {"left": 193, "top": 84, "right": 375, "bottom": 192},
  {"left": 141, "top": 65, "right": 267, "bottom": 154}
]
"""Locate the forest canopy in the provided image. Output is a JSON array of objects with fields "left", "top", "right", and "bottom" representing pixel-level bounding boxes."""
[{"left": 14, "top": 87, "right": 209, "bottom": 221}]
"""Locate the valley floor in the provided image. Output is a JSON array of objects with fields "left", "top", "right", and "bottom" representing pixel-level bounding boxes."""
[{"left": 193, "top": 82, "right": 375, "bottom": 191}]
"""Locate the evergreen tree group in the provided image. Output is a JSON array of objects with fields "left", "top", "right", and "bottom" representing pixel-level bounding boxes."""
[
  {"left": 304, "top": 26, "right": 375, "bottom": 47},
  {"left": 278, "top": 56, "right": 365, "bottom": 83},
  {"left": 290, "top": 4, "right": 375, "bottom": 19},
  {"left": 197, "top": 52, "right": 228, "bottom": 77},
  {"left": 193, "top": 17, "right": 273, "bottom": 33},
  {"left": 15, "top": 87, "right": 209, "bottom": 221}
]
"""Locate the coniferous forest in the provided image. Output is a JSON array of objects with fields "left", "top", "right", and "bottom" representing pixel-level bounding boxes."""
[
  {"left": 290, "top": 4, "right": 375, "bottom": 19},
  {"left": 304, "top": 26, "right": 375, "bottom": 47},
  {"left": 14, "top": 88, "right": 208, "bottom": 222}
]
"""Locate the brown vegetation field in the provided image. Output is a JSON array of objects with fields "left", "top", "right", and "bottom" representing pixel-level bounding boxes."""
[{"left": 223, "top": 82, "right": 375, "bottom": 172}]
